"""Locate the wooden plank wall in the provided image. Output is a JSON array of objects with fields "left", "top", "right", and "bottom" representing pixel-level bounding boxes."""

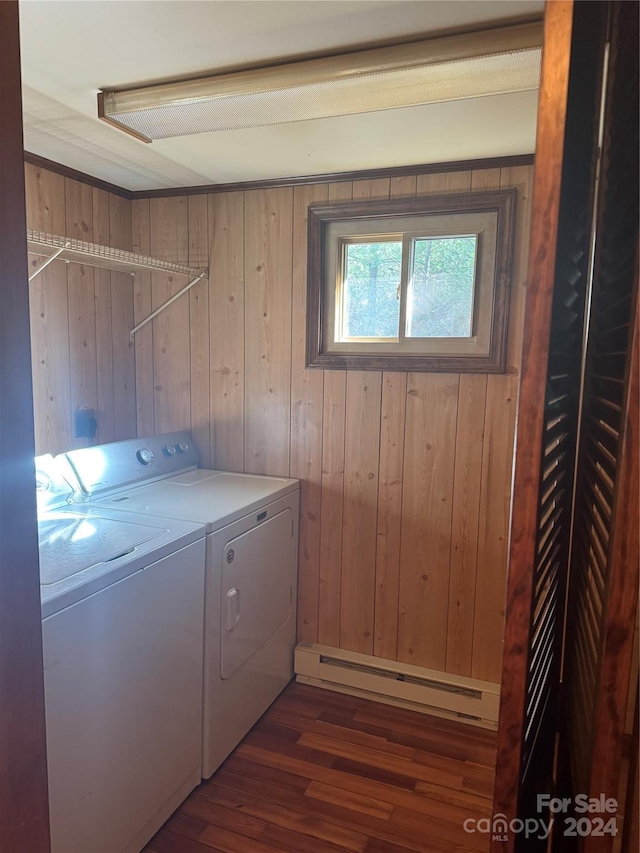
[
  {"left": 25, "top": 164, "right": 136, "bottom": 455},
  {"left": 133, "top": 164, "right": 533, "bottom": 684},
  {"left": 23, "top": 161, "right": 532, "bottom": 682}
]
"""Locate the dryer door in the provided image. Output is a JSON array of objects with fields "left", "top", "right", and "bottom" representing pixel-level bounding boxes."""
[{"left": 220, "top": 508, "right": 293, "bottom": 680}]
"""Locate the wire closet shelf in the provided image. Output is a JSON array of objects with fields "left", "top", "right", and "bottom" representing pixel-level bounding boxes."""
[{"left": 27, "top": 229, "right": 208, "bottom": 339}]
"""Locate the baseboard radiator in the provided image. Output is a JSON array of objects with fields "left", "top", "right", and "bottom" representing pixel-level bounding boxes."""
[{"left": 295, "top": 642, "right": 500, "bottom": 730}]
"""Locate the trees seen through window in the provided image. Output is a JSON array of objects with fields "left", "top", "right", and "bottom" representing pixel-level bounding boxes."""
[{"left": 342, "top": 236, "right": 477, "bottom": 341}]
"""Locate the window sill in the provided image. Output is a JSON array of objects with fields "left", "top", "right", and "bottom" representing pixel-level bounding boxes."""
[{"left": 306, "top": 349, "right": 508, "bottom": 373}]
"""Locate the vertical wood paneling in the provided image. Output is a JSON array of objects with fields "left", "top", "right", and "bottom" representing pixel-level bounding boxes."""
[
  {"left": 318, "top": 181, "right": 352, "bottom": 648},
  {"left": 472, "top": 376, "right": 518, "bottom": 684},
  {"left": 64, "top": 178, "right": 93, "bottom": 239},
  {"left": 65, "top": 179, "right": 97, "bottom": 449},
  {"left": 446, "top": 374, "right": 487, "bottom": 676},
  {"left": 352, "top": 177, "right": 391, "bottom": 200},
  {"left": 25, "top": 165, "right": 71, "bottom": 455},
  {"left": 338, "top": 178, "right": 389, "bottom": 654},
  {"left": 26, "top": 165, "right": 135, "bottom": 453},
  {"left": 389, "top": 175, "right": 418, "bottom": 197},
  {"left": 24, "top": 163, "right": 66, "bottom": 234},
  {"left": 374, "top": 372, "right": 407, "bottom": 660},
  {"left": 471, "top": 168, "right": 502, "bottom": 192},
  {"left": 25, "top": 161, "right": 533, "bottom": 682},
  {"left": 291, "top": 184, "right": 328, "bottom": 643},
  {"left": 131, "top": 198, "right": 154, "bottom": 438},
  {"left": 318, "top": 370, "right": 347, "bottom": 648},
  {"left": 109, "top": 194, "right": 136, "bottom": 442},
  {"left": 127, "top": 161, "right": 532, "bottom": 678},
  {"left": 188, "top": 195, "right": 210, "bottom": 465},
  {"left": 398, "top": 374, "right": 459, "bottom": 670},
  {"left": 244, "top": 188, "right": 293, "bottom": 477},
  {"left": 416, "top": 171, "right": 472, "bottom": 195},
  {"left": 92, "top": 188, "right": 115, "bottom": 444},
  {"left": 109, "top": 191, "right": 132, "bottom": 251},
  {"left": 340, "top": 371, "right": 382, "bottom": 654},
  {"left": 373, "top": 174, "right": 417, "bottom": 660},
  {"left": 150, "top": 196, "right": 190, "bottom": 434},
  {"left": 209, "top": 192, "right": 244, "bottom": 471},
  {"left": 328, "top": 184, "right": 352, "bottom": 201},
  {"left": 124, "top": 164, "right": 534, "bottom": 682}
]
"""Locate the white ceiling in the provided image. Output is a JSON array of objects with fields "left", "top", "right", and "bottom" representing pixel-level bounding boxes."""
[{"left": 19, "top": 0, "right": 544, "bottom": 191}]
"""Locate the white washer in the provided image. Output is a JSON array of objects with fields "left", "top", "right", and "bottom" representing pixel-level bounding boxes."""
[
  {"left": 36, "top": 454, "right": 206, "bottom": 853},
  {"left": 63, "top": 432, "right": 299, "bottom": 778}
]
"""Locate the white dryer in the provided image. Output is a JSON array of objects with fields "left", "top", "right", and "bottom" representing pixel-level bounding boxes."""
[
  {"left": 63, "top": 432, "right": 299, "bottom": 778},
  {"left": 36, "top": 454, "right": 206, "bottom": 853}
]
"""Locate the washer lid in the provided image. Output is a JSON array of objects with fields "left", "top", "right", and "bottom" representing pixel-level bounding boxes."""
[{"left": 38, "top": 511, "right": 166, "bottom": 585}]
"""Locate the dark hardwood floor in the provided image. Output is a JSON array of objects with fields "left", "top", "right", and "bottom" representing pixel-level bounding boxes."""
[{"left": 144, "top": 682, "right": 496, "bottom": 853}]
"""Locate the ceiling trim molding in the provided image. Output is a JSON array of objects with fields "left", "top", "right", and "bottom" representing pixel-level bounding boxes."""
[
  {"left": 24, "top": 151, "right": 134, "bottom": 199},
  {"left": 129, "top": 153, "right": 536, "bottom": 197},
  {"left": 23, "top": 151, "right": 534, "bottom": 200}
]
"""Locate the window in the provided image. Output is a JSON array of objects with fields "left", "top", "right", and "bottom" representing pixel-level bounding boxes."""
[{"left": 306, "top": 190, "right": 516, "bottom": 372}]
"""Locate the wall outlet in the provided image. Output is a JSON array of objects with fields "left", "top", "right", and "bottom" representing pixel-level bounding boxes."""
[{"left": 74, "top": 408, "right": 97, "bottom": 440}]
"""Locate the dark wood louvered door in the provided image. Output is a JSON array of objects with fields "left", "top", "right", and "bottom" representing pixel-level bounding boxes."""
[
  {"left": 555, "top": 1, "right": 639, "bottom": 847},
  {"left": 492, "top": 2, "right": 639, "bottom": 852},
  {"left": 492, "top": 2, "right": 606, "bottom": 848},
  {"left": 513, "top": 4, "right": 608, "bottom": 837}
]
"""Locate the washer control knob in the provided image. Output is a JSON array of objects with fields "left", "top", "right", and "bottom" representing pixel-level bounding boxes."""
[
  {"left": 164, "top": 445, "right": 177, "bottom": 456},
  {"left": 137, "top": 448, "right": 154, "bottom": 466},
  {"left": 177, "top": 441, "right": 189, "bottom": 453}
]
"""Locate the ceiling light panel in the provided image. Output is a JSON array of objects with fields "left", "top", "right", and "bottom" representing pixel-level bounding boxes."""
[{"left": 99, "top": 23, "right": 542, "bottom": 142}]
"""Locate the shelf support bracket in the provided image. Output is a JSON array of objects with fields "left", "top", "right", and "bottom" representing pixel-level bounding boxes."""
[
  {"left": 129, "top": 273, "right": 206, "bottom": 340},
  {"left": 28, "top": 244, "right": 70, "bottom": 282}
]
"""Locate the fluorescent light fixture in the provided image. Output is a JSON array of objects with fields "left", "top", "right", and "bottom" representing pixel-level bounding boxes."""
[{"left": 98, "top": 22, "right": 542, "bottom": 143}]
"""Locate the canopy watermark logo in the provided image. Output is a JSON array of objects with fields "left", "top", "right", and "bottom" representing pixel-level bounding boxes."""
[
  {"left": 463, "top": 814, "right": 552, "bottom": 843},
  {"left": 463, "top": 795, "right": 618, "bottom": 842}
]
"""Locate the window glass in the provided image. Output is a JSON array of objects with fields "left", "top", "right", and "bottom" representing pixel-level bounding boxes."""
[
  {"left": 342, "top": 240, "right": 402, "bottom": 339},
  {"left": 407, "top": 236, "right": 477, "bottom": 338}
]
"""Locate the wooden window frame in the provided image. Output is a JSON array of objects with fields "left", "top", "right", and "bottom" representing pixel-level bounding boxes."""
[{"left": 306, "top": 190, "right": 517, "bottom": 373}]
